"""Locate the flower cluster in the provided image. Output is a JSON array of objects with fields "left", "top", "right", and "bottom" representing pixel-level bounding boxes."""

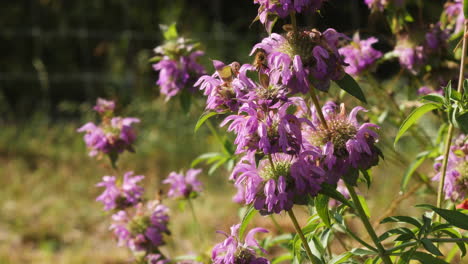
[
  {"left": 250, "top": 28, "right": 348, "bottom": 92},
  {"left": 153, "top": 37, "right": 205, "bottom": 101},
  {"left": 393, "top": 39, "right": 425, "bottom": 75},
  {"left": 254, "top": 0, "right": 323, "bottom": 29},
  {"left": 212, "top": 224, "right": 269, "bottom": 264},
  {"left": 163, "top": 168, "right": 203, "bottom": 199},
  {"left": 444, "top": 0, "right": 465, "bottom": 35},
  {"left": 110, "top": 201, "right": 170, "bottom": 253},
  {"left": 339, "top": 35, "right": 383, "bottom": 76},
  {"left": 364, "top": 0, "right": 404, "bottom": 12},
  {"left": 77, "top": 98, "right": 140, "bottom": 160},
  {"left": 433, "top": 134, "right": 467, "bottom": 202},
  {"left": 96, "top": 171, "right": 145, "bottom": 211}
]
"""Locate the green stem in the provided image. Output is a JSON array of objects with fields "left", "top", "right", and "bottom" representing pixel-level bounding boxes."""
[
  {"left": 268, "top": 154, "right": 276, "bottom": 172},
  {"left": 345, "top": 183, "right": 393, "bottom": 264},
  {"left": 436, "top": 20, "right": 468, "bottom": 218},
  {"left": 187, "top": 198, "right": 203, "bottom": 243},
  {"left": 309, "top": 86, "right": 329, "bottom": 130},
  {"left": 287, "top": 209, "right": 319, "bottom": 264},
  {"left": 290, "top": 11, "right": 298, "bottom": 35}
]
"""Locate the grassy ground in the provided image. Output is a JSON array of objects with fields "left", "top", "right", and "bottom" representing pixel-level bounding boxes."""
[{"left": 0, "top": 96, "right": 464, "bottom": 263}]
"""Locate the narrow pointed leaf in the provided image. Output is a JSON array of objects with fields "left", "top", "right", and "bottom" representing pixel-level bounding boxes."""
[
  {"left": 394, "top": 103, "right": 440, "bottom": 146},
  {"left": 315, "top": 194, "right": 331, "bottom": 227},
  {"left": 421, "top": 238, "right": 443, "bottom": 256},
  {"left": 416, "top": 204, "right": 468, "bottom": 230},
  {"left": 335, "top": 74, "right": 367, "bottom": 103},
  {"left": 194, "top": 111, "right": 220, "bottom": 132}
]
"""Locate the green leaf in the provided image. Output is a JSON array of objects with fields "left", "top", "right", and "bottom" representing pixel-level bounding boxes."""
[
  {"left": 440, "top": 229, "right": 467, "bottom": 257},
  {"left": 401, "top": 152, "right": 429, "bottom": 191},
  {"left": 416, "top": 204, "right": 468, "bottom": 230},
  {"left": 360, "top": 170, "right": 372, "bottom": 189},
  {"left": 379, "top": 227, "right": 415, "bottom": 242},
  {"left": 409, "top": 251, "right": 449, "bottom": 264},
  {"left": 239, "top": 205, "right": 257, "bottom": 240},
  {"left": 272, "top": 253, "right": 293, "bottom": 264},
  {"left": 350, "top": 248, "right": 378, "bottom": 256},
  {"left": 455, "top": 111, "right": 468, "bottom": 133},
  {"left": 314, "top": 194, "right": 331, "bottom": 227},
  {"left": 420, "top": 94, "right": 445, "bottom": 104},
  {"left": 381, "top": 216, "right": 422, "bottom": 228},
  {"left": 191, "top": 152, "right": 222, "bottom": 167},
  {"left": 421, "top": 238, "right": 443, "bottom": 256},
  {"left": 160, "top": 23, "right": 178, "bottom": 40},
  {"left": 194, "top": 111, "right": 221, "bottom": 132},
  {"left": 357, "top": 195, "right": 371, "bottom": 218},
  {"left": 179, "top": 90, "right": 191, "bottom": 113},
  {"left": 334, "top": 74, "right": 367, "bottom": 104},
  {"left": 394, "top": 103, "right": 440, "bottom": 146},
  {"left": 319, "top": 183, "right": 353, "bottom": 208},
  {"left": 464, "top": 0, "right": 468, "bottom": 18},
  {"left": 329, "top": 252, "right": 353, "bottom": 264}
]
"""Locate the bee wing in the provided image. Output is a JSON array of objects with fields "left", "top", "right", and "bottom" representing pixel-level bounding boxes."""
[{"left": 217, "top": 65, "right": 234, "bottom": 82}]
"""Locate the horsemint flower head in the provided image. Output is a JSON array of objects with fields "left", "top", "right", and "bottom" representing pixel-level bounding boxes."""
[
  {"left": 212, "top": 224, "right": 269, "bottom": 264},
  {"left": 393, "top": 37, "right": 425, "bottom": 75},
  {"left": 221, "top": 99, "right": 303, "bottom": 155},
  {"left": 145, "top": 254, "right": 170, "bottom": 264},
  {"left": 364, "top": 0, "right": 404, "bottom": 12},
  {"left": 433, "top": 134, "right": 467, "bottom": 202},
  {"left": 425, "top": 23, "right": 449, "bottom": 52},
  {"left": 110, "top": 201, "right": 170, "bottom": 252},
  {"left": 195, "top": 60, "right": 255, "bottom": 112},
  {"left": 302, "top": 101, "right": 381, "bottom": 184},
  {"left": 163, "top": 168, "right": 203, "bottom": 199},
  {"left": 339, "top": 34, "right": 383, "bottom": 76},
  {"left": 231, "top": 152, "right": 324, "bottom": 215},
  {"left": 444, "top": 0, "right": 465, "bottom": 35},
  {"left": 77, "top": 98, "right": 140, "bottom": 159},
  {"left": 250, "top": 28, "right": 348, "bottom": 93},
  {"left": 152, "top": 35, "right": 205, "bottom": 101},
  {"left": 96, "top": 171, "right": 145, "bottom": 211}
]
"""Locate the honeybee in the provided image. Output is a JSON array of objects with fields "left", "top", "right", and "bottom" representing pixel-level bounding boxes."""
[{"left": 253, "top": 49, "right": 269, "bottom": 72}]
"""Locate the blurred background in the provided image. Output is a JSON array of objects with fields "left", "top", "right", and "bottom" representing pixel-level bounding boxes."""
[{"left": 0, "top": 0, "right": 451, "bottom": 263}]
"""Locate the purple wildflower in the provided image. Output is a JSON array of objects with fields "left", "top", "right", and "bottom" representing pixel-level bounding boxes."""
[
  {"left": 393, "top": 40, "right": 424, "bottom": 75},
  {"left": 212, "top": 224, "right": 269, "bottom": 264},
  {"left": 339, "top": 35, "right": 383, "bottom": 76},
  {"left": 110, "top": 201, "right": 170, "bottom": 252},
  {"left": 425, "top": 23, "right": 449, "bottom": 52},
  {"left": 444, "top": 0, "right": 465, "bottom": 35},
  {"left": 163, "top": 168, "right": 203, "bottom": 199},
  {"left": 195, "top": 61, "right": 255, "bottom": 112},
  {"left": 433, "top": 134, "right": 467, "bottom": 202},
  {"left": 254, "top": 0, "right": 323, "bottom": 28},
  {"left": 153, "top": 37, "right": 205, "bottom": 101},
  {"left": 302, "top": 101, "right": 381, "bottom": 183},
  {"left": 417, "top": 86, "right": 443, "bottom": 96},
  {"left": 364, "top": 0, "right": 404, "bottom": 11},
  {"left": 96, "top": 171, "right": 145, "bottom": 211},
  {"left": 221, "top": 100, "right": 303, "bottom": 155},
  {"left": 77, "top": 108, "right": 140, "bottom": 158},
  {"left": 93, "top": 98, "right": 115, "bottom": 114},
  {"left": 250, "top": 29, "right": 347, "bottom": 92},
  {"left": 147, "top": 254, "right": 170, "bottom": 264},
  {"left": 232, "top": 152, "right": 324, "bottom": 214}
]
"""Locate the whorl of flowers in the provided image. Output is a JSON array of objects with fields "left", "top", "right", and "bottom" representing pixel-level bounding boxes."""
[
  {"left": 302, "top": 101, "right": 381, "bottom": 184},
  {"left": 254, "top": 0, "right": 323, "bottom": 29},
  {"left": 77, "top": 98, "right": 140, "bottom": 159},
  {"left": 152, "top": 36, "right": 205, "bottom": 101},
  {"left": 364, "top": 0, "right": 404, "bottom": 12},
  {"left": 444, "top": 0, "right": 465, "bottom": 35},
  {"left": 250, "top": 28, "right": 347, "bottom": 93},
  {"left": 425, "top": 23, "right": 450, "bottom": 52},
  {"left": 339, "top": 35, "right": 383, "bottom": 76},
  {"left": 195, "top": 60, "right": 254, "bottom": 112},
  {"left": 393, "top": 40, "right": 425, "bottom": 75},
  {"left": 433, "top": 134, "right": 467, "bottom": 202},
  {"left": 163, "top": 168, "right": 203, "bottom": 199},
  {"left": 110, "top": 201, "right": 170, "bottom": 253},
  {"left": 212, "top": 224, "right": 269, "bottom": 264},
  {"left": 231, "top": 152, "right": 324, "bottom": 215},
  {"left": 221, "top": 100, "right": 303, "bottom": 155},
  {"left": 96, "top": 171, "right": 145, "bottom": 211}
]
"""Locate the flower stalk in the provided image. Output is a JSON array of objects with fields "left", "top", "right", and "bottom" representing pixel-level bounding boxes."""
[
  {"left": 436, "top": 20, "right": 468, "bottom": 216},
  {"left": 287, "top": 209, "right": 318, "bottom": 264},
  {"left": 345, "top": 183, "right": 393, "bottom": 264}
]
